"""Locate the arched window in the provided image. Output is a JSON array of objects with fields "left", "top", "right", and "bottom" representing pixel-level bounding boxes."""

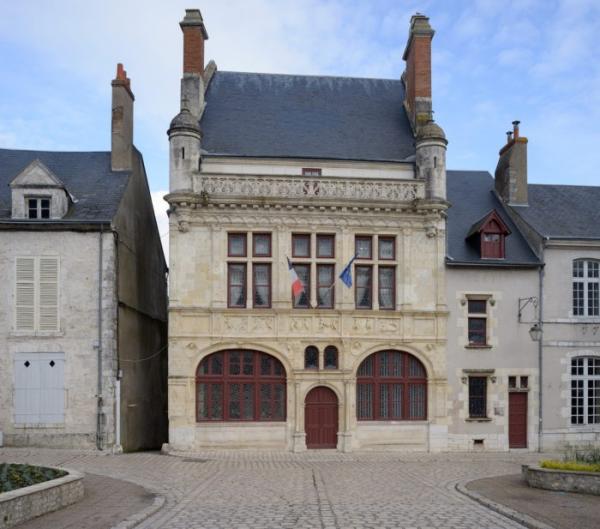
[
  {"left": 196, "top": 350, "right": 286, "bottom": 422},
  {"left": 573, "top": 260, "right": 599, "bottom": 316},
  {"left": 305, "top": 346, "right": 319, "bottom": 369},
  {"left": 324, "top": 346, "right": 338, "bottom": 369},
  {"left": 571, "top": 357, "right": 600, "bottom": 425},
  {"left": 357, "top": 351, "right": 427, "bottom": 420}
]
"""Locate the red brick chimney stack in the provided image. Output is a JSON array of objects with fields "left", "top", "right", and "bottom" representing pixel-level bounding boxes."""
[
  {"left": 111, "top": 63, "right": 134, "bottom": 171},
  {"left": 402, "top": 13, "right": 435, "bottom": 133},
  {"left": 180, "top": 9, "right": 209, "bottom": 76}
]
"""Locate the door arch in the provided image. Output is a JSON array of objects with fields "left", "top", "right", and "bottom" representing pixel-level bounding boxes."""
[{"left": 305, "top": 386, "right": 338, "bottom": 449}]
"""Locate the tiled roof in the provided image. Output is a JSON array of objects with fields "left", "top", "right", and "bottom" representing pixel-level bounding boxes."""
[
  {"left": 511, "top": 184, "right": 600, "bottom": 240},
  {"left": 0, "top": 148, "right": 130, "bottom": 222},
  {"left": 446, "top": 170, "right": 540, "bottom": 266},
  {"left": 201, "top": 71, "right": 416, "bottom": 162}
]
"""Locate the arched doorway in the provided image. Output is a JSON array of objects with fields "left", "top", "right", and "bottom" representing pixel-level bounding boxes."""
[{"left": 305, "top": 386, "right": 338, "bottom": 449}]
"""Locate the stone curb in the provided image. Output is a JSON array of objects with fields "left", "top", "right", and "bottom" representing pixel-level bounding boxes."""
[
  {"left": 455, "top": 479, "right": 556, "bottom": 529},
  {"left": 109, "top": 494, "right": 166, "bottom": 529}
]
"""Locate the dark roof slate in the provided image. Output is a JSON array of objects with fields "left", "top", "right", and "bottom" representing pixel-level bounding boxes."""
[
  {"left": 0, "top": 148, "right": 129, "bottom": 222},
  {"left": 200, "top": 71, "right": 415, "bottom": 162},
  {"left": 511, "top": 184, "right": 600, "bottom": 240},
  {"left": 446, "top": 170, "right": 540, "bottom": 266}
]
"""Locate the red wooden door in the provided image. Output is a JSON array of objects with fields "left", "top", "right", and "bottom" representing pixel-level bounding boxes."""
[
  {"left": 305, "top": 387, "right": 338, "bottom": 449},
  {"left": 509, "top": 392, "right": 528, "bottom": 448}
]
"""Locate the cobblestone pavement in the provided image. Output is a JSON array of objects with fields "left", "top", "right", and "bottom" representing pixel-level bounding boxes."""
[
  {"left": 0, "top": 448, "right": 550, "bottom": 529},
  {"left": 14, "top": 473, "right": 154, "bottom": 529}
]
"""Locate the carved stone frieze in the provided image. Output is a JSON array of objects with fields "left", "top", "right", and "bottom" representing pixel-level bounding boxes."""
[{"left": 200, "top": 174, "right": 424, "bottom": 202}]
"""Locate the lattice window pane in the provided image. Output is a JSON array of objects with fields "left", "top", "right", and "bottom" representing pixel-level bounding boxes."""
[
  {"left": 197, "top": 383, "right": 208, "bottom": 419},
  {"left": 358, "top": 355, "right": 374, "bottom": 376},
  {"left": 572, "top": 357, "right": 585, "bottom": 376},
  {"left": 229, "top": 383, "right": 241, "bottom": 419},
  {"left": 380, "top": 351, "right": 402, "bottom": 377},
  {"left": 253, "top": 264, "right": 270, "bottom": 308},
  {"left": 260, "top": 384, "right": 272, "bottom": 419},
  {"left": 355, "top": 237, "right": 372, "bottom": 259},
  {"left": 253, "top": 233, "right": 271, "bottom": 256},
  {"left": 468, "top": 318, "right": 487, "bottom": 345},
  {"left": 292, "top": 234, "right": 310, "bottom": 257},
  {"left": 380, "top": 384, "right": 389, "bottom": 418},
  {"left": 210, "top": 383, "right": 223, "bottom": 419},
  {"left": 588, "top": 261, "right": 599, "bottom": 278},
  {"left": 378, "top": 237, "right": 395, "bottom": 260},
  {"left": 228, "top": 233, "right": 246, "bottom": 256},
  {"left": 274, "top": 383, "right": 286, "bottom": 420},
  {"left": 243, "top": 351, "right": 254, "bottom": 375},
  {"left": 588, "top": 282, "right": 599, "bottom": 316},
  {"left": 317, "top": 265, "right": 334, "bottom": 308},
  {"left": 574, "top": 260, "right": 584, "bottom": 278},
  {"left": 409, "top": 383, "right": 426, "bottom": 419},
  {"left": 357, "top": 383, "right": 373, "bottom": 419},
  {"left": 587, "top": 380, "right": 600, "bottom": 424},
  {"left": 356, "top": 266, "right": 372, "bottom": 309},
  {"left": 589, "top": 358, "right": 600, "bottom": 376},
  {"left": 229, "top": 352, "right": 241, "bottom": 375},
  {"left": 260, "top": 355, "right": 272, "bottom": 376},
  {"left": 211, "top": 353, "right": 223, "bottom": 375},
  {"left": 304, "top": 346, "right": 318, "bottom": 369},
  {"left": 391, "top": 383, "right": 403, "bottom": 418},
  {"left": 317, "top": 235, "right": 334, "bottom": 258},
  {"left": 571, "top": 379, "right": 584, "bottom": 424},
  {"left": 242, "top": 383, "right": 254, "bottom": 419},
  {"left": 468, "top": 377, "right": 487, "bottom": 418},
  {"left": 378, "top": 267, "right": 395, "bottom": 309},
  {"left": 409, "top": 356, "right": 426, "bottom": 378},
  {"left": 573, "top": 282, "right": 584, "bottom": 316},
  {"left": 293, "top": 264, "right": 310, "bottom": 308},
  {"left": 324, "top": 346, "right": 338, "bottom": 369}
]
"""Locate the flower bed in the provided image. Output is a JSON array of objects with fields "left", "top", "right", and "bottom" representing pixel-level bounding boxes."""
[
  {"left": 0, "top": 464, "right": 67, "bottom": 493},
  {"left": 0, "top": 465, "right": 83, "bottom": 529},
  {"left": 540, "top": 460, "right": 600, "bottom": 473},
  {"left": 522, "top": 464, "right": 600, "bottom": 496}
]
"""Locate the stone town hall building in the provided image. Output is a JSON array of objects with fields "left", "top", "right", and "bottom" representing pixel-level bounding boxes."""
[{"left": 165, "top": 10, "right": 600, "bottom": 452}]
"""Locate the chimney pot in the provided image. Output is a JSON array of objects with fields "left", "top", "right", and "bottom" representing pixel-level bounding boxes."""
[
  {"left": 180, "top": 9, "right": 209, "bottom": 76},
  {"left": 512, "top": 120, "right": 520, "bottom": 138},
  {"left": 506, "top": 131, "right": 513, "bottom": 143}
]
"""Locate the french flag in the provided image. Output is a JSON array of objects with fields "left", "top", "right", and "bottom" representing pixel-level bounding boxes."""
[{"left": 287, "top": 257, "right": 305, "bottom": 298}]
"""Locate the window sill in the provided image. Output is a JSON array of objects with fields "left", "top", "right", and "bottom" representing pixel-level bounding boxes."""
[
  {"left": 9, "top": 331, "right": 64, "bottom": 338},
  {"left": 465, "top": 417, "right": 492, "bottom": 422},
  {"left": 13, "top": 423, "right": 65, "bottom": 429},
  {"left": 465, "top": 345, "right": 493, "bottom": 349}
]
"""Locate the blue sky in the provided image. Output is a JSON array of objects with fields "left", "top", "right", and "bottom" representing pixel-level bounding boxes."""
[{"left": 2, "top": 0, "right": 599, "bottom": 243}]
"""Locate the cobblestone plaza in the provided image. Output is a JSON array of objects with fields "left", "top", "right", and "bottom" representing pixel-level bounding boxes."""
[{"left": 1, "top": 448, "right": 550, "bottom": 528}]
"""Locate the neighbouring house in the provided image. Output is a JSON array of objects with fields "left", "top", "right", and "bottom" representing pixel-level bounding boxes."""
[
  {"left": 165, "top": 8, "right": 599, "bottom": 452},
  {"left": 0, "top": 65, "right": 168, "bottom": 451}
]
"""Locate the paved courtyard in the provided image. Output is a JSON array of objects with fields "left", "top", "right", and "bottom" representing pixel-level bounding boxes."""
[{"left": 1, "top": 448, "right": 550, "bottom": 529}]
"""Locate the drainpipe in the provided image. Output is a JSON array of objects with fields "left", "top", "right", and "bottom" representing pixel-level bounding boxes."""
[
  {"left": 96, "top": 226, "right": 105, "bottom": 449},
  {"left": 538, "top": 239, "right": 547, "bottom": 452}
]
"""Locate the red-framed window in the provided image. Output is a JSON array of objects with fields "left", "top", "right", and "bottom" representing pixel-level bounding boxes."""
[
  {"left": 228, "top": 233, "right": 247, "bottom": 257},
  {"left": 227, "top": 263, "right": 246, "bottom": 308},
  {"left": 196, "top": 350, "right": 286, "bottom": 422},
  {"left": 355, "top": 236, "right": 373, "bottom": 259},
  {"left": 292, "top": 234, "right": 311, "bottom": 258},
  {"left": 355, "top": 265, "right": 373, "bottom": 309},
  {"left": 253, "top": 264, "right": 271, "bottom": 308},
  {"left": 378, "top": 237, "right": 395, "bottom": 260},
  {"left": 317, "top": 234, "right": 335, "bottom": 258},
  {"left": 293, "top": 263, "right": 310, "bottom": 308},
  {"left": 467, "top": 299, "right": 487, "bottom": 345},
  {"left": 357, "top": 351, "right": 427, "bottom": 420},
  {"left": 378, "top": 266, "right": 395, "bottom": 310},
  {"left": 253, "top": 233, "right": 272, "bottom": 257},
  {"left": 324, "top": 345, "right": 338, "bottom": 369},
  {"left": 317, "top": 264, "right": 335, "bottom": 308}
]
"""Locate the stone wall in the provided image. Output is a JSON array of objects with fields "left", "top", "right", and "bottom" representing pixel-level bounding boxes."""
[
  {"left": 0, "top": 469, "right": 84, "bottom": 528},
  {"left": 522, "top": 464, "right": 600, "bottom": 495}
]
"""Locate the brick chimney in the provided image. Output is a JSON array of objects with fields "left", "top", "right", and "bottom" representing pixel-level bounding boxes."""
[
  {"left": 111, "top": 63, "right": 134, "bottom": 171},
  {"left": 402, "top": 13, "right": 435, "bottom": 133},
  {"left": 495, "top": 121, "right": 528, "bottom": 205},
  {"left": 180, "top": 9, "right": 209, "bottom": 76}
]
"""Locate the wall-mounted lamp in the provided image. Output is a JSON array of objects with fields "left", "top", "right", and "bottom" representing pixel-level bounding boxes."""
[{"left": 529, "top": 323, "right": 542, "bottom": 342}]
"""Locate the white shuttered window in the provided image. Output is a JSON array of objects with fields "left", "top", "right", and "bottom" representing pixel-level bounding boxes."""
[{"left": 15, "top": 257, "right": 59, "bottom": 332}]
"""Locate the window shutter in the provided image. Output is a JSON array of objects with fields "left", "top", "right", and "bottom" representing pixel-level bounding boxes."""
[
  {"left": 16, "top": 258, "right": 35, "bottom": 331},
  {"left": 39, "top": 257, "right": 59, "bottom": 331}
]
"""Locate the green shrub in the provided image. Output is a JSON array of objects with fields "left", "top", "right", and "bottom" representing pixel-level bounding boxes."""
[
  {"left": 540, "top": 460, "right": 600, "bottom": 473},
  {"left": 0, "top": 464, "right": 67, "bottom": 493}
]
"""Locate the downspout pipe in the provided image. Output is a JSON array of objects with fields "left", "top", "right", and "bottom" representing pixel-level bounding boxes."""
[
  {"left": 538, "top": 239, "right": 547, "bottom": 452},
  {"left": 96, "top": 225, "right": 105, "bottom": 449}
]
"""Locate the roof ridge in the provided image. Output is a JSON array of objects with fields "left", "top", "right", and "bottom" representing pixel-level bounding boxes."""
[
  {"left": 0, "top": 148, "right": 111, "bottom": 155},
  {"left": 216, "top": 70, "right": 400, "bottom": 83}
]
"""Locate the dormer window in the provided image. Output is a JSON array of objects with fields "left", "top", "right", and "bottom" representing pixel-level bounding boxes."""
[
  {"left": 27, "top": 197, "right": 51, "bottom": 219},
  {"left": 466, "top": 210, "right": 511, "bottom": 260}
]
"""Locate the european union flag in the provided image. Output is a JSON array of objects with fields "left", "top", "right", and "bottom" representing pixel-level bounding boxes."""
[{"left": 339, "top": 255, "right": 357, "bottom": 288}]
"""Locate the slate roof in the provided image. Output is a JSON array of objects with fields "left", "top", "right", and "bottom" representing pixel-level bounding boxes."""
[
  {"left": 511, "top": 184, "right": 600, "bottom": 240},
  {"left": 201, "top": 71, "right": 415, "bottom": 162},
  {"left": 0, "top": 148, "right": 130, "bottom": 222},
  {"left": 446, "top": 170, "right": 540, "bottom": 266}
]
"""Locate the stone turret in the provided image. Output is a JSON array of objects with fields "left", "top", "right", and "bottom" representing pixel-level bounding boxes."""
[
  {"left": 416, "top": 120, "right": 447, "bottom": 201},
  {"left": 168, "top": 9, "right": 208, "bottom": 194}
]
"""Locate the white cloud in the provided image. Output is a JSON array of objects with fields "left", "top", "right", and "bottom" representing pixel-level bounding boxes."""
[{"left": 151, "top": 190, "right": 169, "bottom": 265}]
